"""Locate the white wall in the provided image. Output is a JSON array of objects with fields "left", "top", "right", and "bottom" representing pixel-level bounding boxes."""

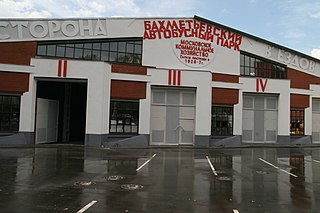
[
  {"left": 20, "top": 73, "right": 36, "bottom": 132},
  {"left": 29, "top": 58, "right": 111, "bottom": 135},
  {"left": 143, "top": 34, "right": 239, "bottom": 75},
  {"left": 239, "top": 77, "right": 290, "bottom": 136},
  {"left": 234, "top": 92, "right": 243, "bottom": 136},
  {"left": 305, "top": 100, "right": 312, "bottom": 136},
  {"left": 309, "top": 84, "right": 320, "bottom": 136},
  {"left": 86, "top": 63, "right": 110, "bottom": 134},
  {"left": 241, "top": 37, "right": 320, "bottom": 77},
  {"left": 139, "top": 82, "right": 151, "bottom": 135},
  {"left": 148, "top": 68, "right": 212, "bottom": 136}
]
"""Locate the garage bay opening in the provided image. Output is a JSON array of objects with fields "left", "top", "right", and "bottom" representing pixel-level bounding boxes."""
[{"left": 35, "top": 80, "right": 87, "bottom": 145}]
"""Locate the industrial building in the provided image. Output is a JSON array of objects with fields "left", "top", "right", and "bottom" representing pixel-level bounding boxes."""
[{"left": 0, "top": 16, "right": 319, "bottom": 147}]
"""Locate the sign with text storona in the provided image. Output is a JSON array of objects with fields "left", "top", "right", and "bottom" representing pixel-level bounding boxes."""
[
  {"left": 144, "top": 19, "right": 242, "bottom": 68},
  {"left": 0, "top": 19, "right": 109, "bottom": 41}
]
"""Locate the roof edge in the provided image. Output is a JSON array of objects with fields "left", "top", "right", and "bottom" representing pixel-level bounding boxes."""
[{"left": 0, "top": 16, "right": 194, "bottom": 21}]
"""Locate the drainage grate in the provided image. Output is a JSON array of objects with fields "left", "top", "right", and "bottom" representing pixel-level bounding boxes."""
[
  {"left": 121, "top": 184, "right": 143, "bottom": 191},
  {"left": 107, "top": 175, "right": 125, "bottom": 181},
  {"left": 74, "top": 181, "right": 96, "bottom": 186},
  {"left": 215, "top": 176, "right": 233, "bottom": 181},
  {"left": 256, "top": 170, "right": 268, "bottom": 175}
]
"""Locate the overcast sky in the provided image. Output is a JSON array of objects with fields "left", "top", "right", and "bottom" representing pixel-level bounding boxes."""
[{"left": 1, "top": 0, "right": 320, "bottom": 59}]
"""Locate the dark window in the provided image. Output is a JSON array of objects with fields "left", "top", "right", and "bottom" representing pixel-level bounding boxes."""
[
  {"left": 0, "top": 95, "right": 20, "bottom": 132},
  {"left": 56, "top": 45, "right": 65, "bottom": 57},
  {"left": 109, "top": 101, "right": 139, "bottom": 134},
  {"left": 66, "top": 47, "right": 74, "bottom": 58},
  {"left": 37, "top": 38, "right": 143, "bottom": 65},
  {"left": 37, "top": 45, "right": 46, "bottom": 55},
  {"left": 211, "top": 106, "right": 233, "bottom": 136},
  {"left": 74, "top": 48, "right": 83, "bottom": 58},
  {"left": 240, "top": 52, "right": 287, "bottom": 79},
  {"left": 47, "top": 45, "right": 56, "bottom": 56},
  {"left": 92, "top": 43, "right": 101, "bottom": 50},
  {"left": 290, "top": 109, "right": 304, "bottom": 135}
]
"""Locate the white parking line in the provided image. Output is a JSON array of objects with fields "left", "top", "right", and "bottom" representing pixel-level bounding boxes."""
[
  {"left": 313, "top": 159, "right": 320, "bottom": 164},
  {"left": 233, "top": 209, "right": 240, "bottom": 213},
  {"left": 259, "top": 158, "right": 297, "bottom": 178},
  {"left": 206, "top": 156, "right": 218, "bottom": 176},
  {"left": 77, "top": 201, "right": 97, "bottom": 213},
  {"left": 136, "top": 154, "right": 157, "bottom": 172}
]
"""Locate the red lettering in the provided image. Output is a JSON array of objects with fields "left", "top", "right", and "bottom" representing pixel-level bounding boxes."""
[
  {"left": 172, "top": 29, "right": 179, "bottom": 38},
  {"left": 185, "top": 20, "right": 193, "bottom": 28},
  {"left": 168, "top": 70, "right": 172, "bottom": 85},
  {"left": 260, "top": 79, "right": 268, "bottom": 92},
  {"left": 179, "top": 20, "right": 185, "bottom": 29},
  {"left": 158, "top": 20, "right": 165, "bottom": 30},
  {"left": 234, "top": 43, "right": 240, "bottom": 51},
  {"left": 217, "top": 37, "right": 223, "bottom": 46},
  {"left": 213, "top": 27, "right": 220, "bottom": 36},
  {"left": 199, "top": 22, "right": 205, "bottom": 32},
  {"left": 149, "top": 30, "right": 156, "bottom": 39},
  {"left": 163, "top": 29, "right": 171, "bottom": 38},
  {"left": 58, "top": 60, "right": 62, "bottom": 77},
  {"left": 206, "top": 33, "right": 214, "bottom": 42},
  {"left": 143, "top": 31, "right": 150, "bottom": 39},
  {"left": 223, "top": 39, "right": 230, "bottom": 48},
  {"left": 256, "top": 78, "right": 268, "bottom": 92},
  {"left": 155, "top": 30, "right": 162, "bottom": 39},
  {"left": 185, "top": 29, "right": 192, "bottom": 37},
  {"left": 191, "top": 28, "right": 198, "bottom": 37},
  {"left": 199, "top": 32, "right": 206, "bottom": 40},
  {"left": 228, "top": 32, "right": 235, "bottom": 41},
  {"left": 144, "top": 21, "right": 151, "bottom": 30},
  {"left": 63, "top": 60, "right": 67, "bottom": 77},
  {"left": 193, "top": 20, "right": 200, "bottom": 29},
  {"left": 143, "top": 19, "right": 242, "bottom": 52},
  {"left": 206, "top": 24, "right": 213, "bottom": 33},
  {"left": 236, "top": 34, "right": 242, "bottom": 44},
  {"left": 152, "top": 22, "right": 158, "bottom": 30},
  {"left": 167, "top": 20, "right": 179, "bottom": 30},
  {"left": 229, "top": 41, "right": 235, "bottom": 47},
  {"left": 178, "top": 29, "right": 184, "bottom": 37},
  {"left": 220, "top": 29, "right": 227, "bottom": 39}
]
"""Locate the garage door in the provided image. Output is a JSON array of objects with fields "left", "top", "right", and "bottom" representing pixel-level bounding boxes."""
[
  {"left": 242, "top": 94, "right": 278, "bottom": 143},
  {"left": 312, "top": 99, "right": 320, "bottom": 143},
  {"left": 150, "top": 88, "right": 195, "bottom": 145}
]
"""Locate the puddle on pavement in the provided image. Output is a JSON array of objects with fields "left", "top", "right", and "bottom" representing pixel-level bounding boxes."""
[
  {"left": 121, "top": 184, "right": 144, "bottom": 191},
  {"left": 106, "top": 175, "right": 125, "bottom": 181},
  {"left": 74, "top": 181, "right": 96, "bottom": 186},
  {"left": 107, "top": 159, "right": 138, "bottom": 175},
  {"left": 1, "top": 147, "right": 319, "bottom": 212}
]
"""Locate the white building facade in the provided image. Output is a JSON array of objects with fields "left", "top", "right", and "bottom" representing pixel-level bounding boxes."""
[{"left": 0, "top": 16, "right": 319, "bottom": 147}]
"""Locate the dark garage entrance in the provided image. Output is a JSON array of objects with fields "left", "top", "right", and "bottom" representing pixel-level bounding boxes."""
[{"left": 35, "top": 80, "right": 87, "bottom": 145}]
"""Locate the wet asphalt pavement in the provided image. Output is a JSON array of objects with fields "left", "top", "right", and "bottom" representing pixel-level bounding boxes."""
[{"left": 1, "top": 146, "right": 320, "bottom": 212}]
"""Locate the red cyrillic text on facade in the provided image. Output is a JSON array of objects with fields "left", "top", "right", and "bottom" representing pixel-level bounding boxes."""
[{"left": 144, "top": 19, "right": 242, "bottom": 51}]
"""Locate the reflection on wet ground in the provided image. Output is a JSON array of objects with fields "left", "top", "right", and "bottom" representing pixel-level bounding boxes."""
[{"left": 1, "top": 146, "right": 320, "bottom": 212}]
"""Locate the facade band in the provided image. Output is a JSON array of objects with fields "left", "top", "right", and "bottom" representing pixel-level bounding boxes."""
[{"left": 0, "top": 16, "right": 320, "bottom": 147}]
